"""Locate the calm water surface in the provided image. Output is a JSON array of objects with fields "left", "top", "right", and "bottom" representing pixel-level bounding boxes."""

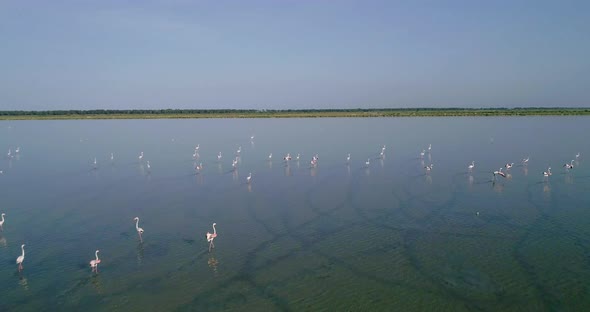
[{"left": 1, "top": 117, "right": 589, "bottom": 311}]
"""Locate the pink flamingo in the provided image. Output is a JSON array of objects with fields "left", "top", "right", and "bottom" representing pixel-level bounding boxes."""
[
  {"left": 16, "top": 244, "right": 25, "bottom": 272},
  {"left": 206, "top": 223, "right": 217, "bottom": 252},
  {"left": 89, "top": 250, "right": 101, "bottom": 273}
]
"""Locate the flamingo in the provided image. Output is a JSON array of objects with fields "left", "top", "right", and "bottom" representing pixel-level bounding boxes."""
[
  {"left": 420, "top": 150, "right": 425, "bottom": 158},
  {"left": 206, "top": 223, "right": 217, "bottom": 252},
  {"left": 522, "top": 157, "right": 529, "bottom": 164},
  {"left": 7, "top": 149, "right": 12, "bottom": 158},
  {"left": 365, "top": 158, "right": 370, "bottom": 168},
  {"left": 346, "top": 153, "right": 351, "bottom": 163},
  {"left": 236, "top": 146, "right": 241, "bottom": 155},
  {"left": 468, "top": 161, "right": 475, "bottom": 172},
  {"left": 138, "top": 152, "right": 144, "bottom": 161},
  {"left": 134, "top": 217, "right": 144, "bottom": 242},
  {"left": 543, "top": 167, "right": 552, "bottom": 177},
  {"left": 576, "top": 152, "right": 581, "bottom": 159},
  {"left": 250, "top": 135, "right": 255, "bottom": 141},
  {"left": 217, "top": 152, "right": 222, "bottom": 161},
  {"left": 0, "top": 213, "right": 5, "bottom": 231},
  {"left": 89, "top": 250, "right": 101, "bottom": 273},
  {"left": 428, "top": 143, "right": 432, "bottom": 153},
  {"left": 15, "top": 147, "right": 20, "bottom": 153},
  {"left": 505, "top": 163, "right": 514, "bottom": 170},
  {"left": 93, "top": 157, "right": 97, "bottom": 169},
  {"left": 283, "top": 153, "right": 292, "bottom": 161},
  {"left": 564, "top": 160, "right": 574, "bottom": 170},
  {"left": 424, "top": 164, "right": 433, "bottom": 172},
  {"left": 195, "top": 162, "right": 203, "bottom": 173},
  {"left": 16, "top": 244, "right": 25, "bottom": 272},
  {"left": 268, "top": 153, "right": 272, "bottom": 160},
  {"left": 192, "top": 150, "right": 198, "bottom": 159},
  {"left": 493, "top": 168, "right": 506, "bottom": 178},
  {"left": 380, "top": 150, "right": 385, "bottom": 159},
  {"left": 296, "top": 153, "right": 300, "bottom": 161},
  {"left": 146, "top": 160, "right": 151, "bottom": 171},
  {"left": 247, "top": 172, "right": 252, "bottom": 183}
]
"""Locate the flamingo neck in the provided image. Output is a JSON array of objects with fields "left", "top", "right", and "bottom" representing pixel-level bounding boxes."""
[
  {"left": 0, "top": 214, "right": 4, "bottom": 222},
  {"left": 135, "top": 219, "right": 140, "bottom": 230},
  {"left": 213, "top": 224, "right": 216, "bottom": 235},
  {"left": 21, "top": 246, "right": 25, "bottom": 257},
  {"left": 95, "top": 251, "right": 99, "bottom": 261}
]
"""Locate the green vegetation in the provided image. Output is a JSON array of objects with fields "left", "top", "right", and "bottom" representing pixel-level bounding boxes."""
[{"left": 0, "top": 107, "right": 589, "bottom": 120}]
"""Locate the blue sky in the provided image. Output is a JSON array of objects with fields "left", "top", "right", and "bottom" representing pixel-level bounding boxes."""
[{"left": 1, "top": 0, "right": 589, "bottom": 110}]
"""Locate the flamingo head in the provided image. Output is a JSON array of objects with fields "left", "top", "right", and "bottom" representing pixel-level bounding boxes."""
[
  {"left": 213, "top": 222, "right": 217, "bottom": 226},
  {"left": 134, "top": 217, "right": 139, "bottom": 221},
  {"left": 1, "top": 213, "right": 5, "bottom": 216},
  {"left": 96, "top": 250, "right": 100, "bottom": 253},
  {"left": 21, "top": 244, "right": 25, "bottom": 248}
]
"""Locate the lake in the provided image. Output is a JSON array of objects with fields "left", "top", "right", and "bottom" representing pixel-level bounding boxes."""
[{"left": 1, "top": 117, "right": 589, "bottom": 311}]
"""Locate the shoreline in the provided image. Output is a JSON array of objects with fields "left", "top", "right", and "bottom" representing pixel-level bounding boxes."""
[{"left": 1, "top": 108, "right": 589, "bottom": 120}]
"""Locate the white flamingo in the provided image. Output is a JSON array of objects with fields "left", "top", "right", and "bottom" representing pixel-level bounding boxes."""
[
  {"left": 138, "top": 152, "right": 144, "bottom": 161},
  {"left": 16, "top": 244, "right": 25, "bottom": 272},
  {"left": 7, "top": 149, "right": 12, "bottom": 158},
  {"left": 236, "top": 146, "right": 241, "bottom": 155},
  {"left": 192, "top": 150, "right": 198, "bottom": 159},
  {"left": 346, "top": 153, "right": 351, "bottom": 163},
  {"left": 247, "top": 172, "right": 252, "bottom": 183},
  {"left": 564, "top": 160, "right": 574, "bottom": 170},
  {"left": 134, "top": 217, "right": 144, "bottom": 242},
  {"left": 505, "top": 163, "right": 514, "bottom": 170},
  {"left": 15, "top": 147, "right": 20, "bottom": 153},
  {"left": 428, "top": 143, "right": 432, "bottom": 153},
  {"left": 522, "top": 157, "right": 529, "bottom": 164},
  {"left": 146, "top": 160, "right": 151, "bottom": 171},
  {"left": 0, "top": 213, "right": 5, "bottom": 231},
  {"left": 195, "top": 144, "right": 200, "bottom": 151},
  {"left": 365, "top": 158, "right": 370, "bottom": 168},
  {"left": 468, "top": 161, "right": 475, "bottom": 172},
  {"left": 424, "top": 164, "right": 433, "bottom": 172},
  {"left": 206, "top": 223, "right": 217, "bottom": 252},
  {"left": 543, "top": 167, "right": 552, "bottom": 177},
  {"left": 576, "top": 152, "right": 581, "bottom": 159},
  {"left": 89, "top": 250, "right": 101, "bottom": 273},
  {"left": 493, "top": 167, "right": 506, "bottom": 178},
  {"left": 217, "top": 152, "right": 222, "bottom": 161}
]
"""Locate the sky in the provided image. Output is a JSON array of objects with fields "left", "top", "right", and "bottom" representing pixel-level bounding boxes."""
[{"left": 1, "top": 0, "right": 589, "bottom": 110}]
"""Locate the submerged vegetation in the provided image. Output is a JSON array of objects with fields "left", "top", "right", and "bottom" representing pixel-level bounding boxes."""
[{"left": 0, "top": 107, "right": 589, "bottom": 120}]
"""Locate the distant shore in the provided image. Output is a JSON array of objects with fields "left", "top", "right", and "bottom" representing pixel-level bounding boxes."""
[{"left": 1, "top": 108, "right": 589, "bottom": 120}]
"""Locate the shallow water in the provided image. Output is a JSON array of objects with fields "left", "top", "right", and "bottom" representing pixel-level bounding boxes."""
[{"left": 0, "top": 117, "right": 589, "bottom": 311}]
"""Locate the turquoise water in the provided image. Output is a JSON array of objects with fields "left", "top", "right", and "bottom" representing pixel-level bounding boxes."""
[{"left": 1, "top": 117, "right": 589, "bottom": 311}]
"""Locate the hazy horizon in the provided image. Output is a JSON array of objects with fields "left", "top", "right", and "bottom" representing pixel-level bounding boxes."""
[{"left": 1, "top": 1, "right": 589, "bottom": 110}]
